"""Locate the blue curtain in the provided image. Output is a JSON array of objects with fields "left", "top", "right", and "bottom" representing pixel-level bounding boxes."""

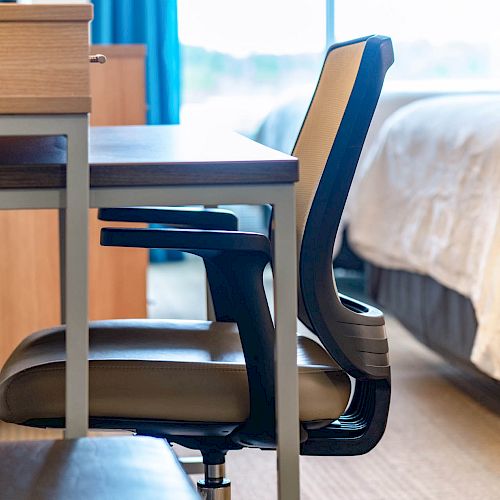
[
  {"left": 91, "top": 0, "right": 180, "bottom": 125},
  {"left": 92, "top": 0, "right": 182, "bottom": 263}
]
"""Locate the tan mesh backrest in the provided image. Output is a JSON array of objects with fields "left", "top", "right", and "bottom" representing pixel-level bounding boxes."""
[{"left": 293, "top": 41, "right": 366, "bottom": 249}]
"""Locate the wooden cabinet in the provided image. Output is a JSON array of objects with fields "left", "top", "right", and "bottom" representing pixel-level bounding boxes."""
[
  {"left": 0, "top": 40, "right": 148, "bottom": 366},
  {"left": 88, "top": 43, "right": 148, "bottom": 322},
  {"left": 90, "top": 45, "right": 147, "bottom": 126}
]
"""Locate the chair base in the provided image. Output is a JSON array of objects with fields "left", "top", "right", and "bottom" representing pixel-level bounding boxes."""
[
  {"left": 197, "top": 462, "right": 231, "bottom": 499},
  {"left": 197, "top": 478, "right": 231, "bottom": 500}
]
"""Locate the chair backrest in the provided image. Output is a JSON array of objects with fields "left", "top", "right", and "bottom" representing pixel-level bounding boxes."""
[
  {"left": 294, "top": 38, "right": 366, "bottom": 246},
  {"left": 294, "top": 35, "right": 394, "bottom": 378}
]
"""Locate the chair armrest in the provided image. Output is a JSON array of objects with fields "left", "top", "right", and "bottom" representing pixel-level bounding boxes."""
[
  {"left": 100, "top": 227, "right": 270, "bottom": 255},
  {"left": 100, "top": 225, "right": 277, "bottom": 448},
  {"left": 98, "top": 207, "right": 238, "bottom": 230}
]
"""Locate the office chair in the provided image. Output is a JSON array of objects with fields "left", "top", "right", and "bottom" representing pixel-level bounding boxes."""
[{"left": 0, "top": 35, "right": 393, "bottom": 499}]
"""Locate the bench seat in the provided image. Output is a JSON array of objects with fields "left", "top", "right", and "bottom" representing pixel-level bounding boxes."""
[{"left": 0, "top": 436, "right": 198, "bottom": 499}]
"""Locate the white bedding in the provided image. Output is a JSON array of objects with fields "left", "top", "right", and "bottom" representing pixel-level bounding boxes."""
[{"left": 348, "top": 95, "right": 500, "bottom": 379}]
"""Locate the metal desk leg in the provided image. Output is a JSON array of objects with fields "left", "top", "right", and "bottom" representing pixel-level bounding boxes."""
[
  {"left": 205, "top": 280, "right": 216, "bottom": 321},
  {"left": 58, "top": 208, "right": 66, "bottom": 324},
  {"left": 64, "top": 115, "right": 89, "bottom": 438},
  {"left": 272, "top": 184, "right": 300, "bottom": 500},
  {"left": 0, "top": 114, "right": 90, "bottom": 438},
  {"left": 204, "top": 204, "right": 217, "bottom": 321}
]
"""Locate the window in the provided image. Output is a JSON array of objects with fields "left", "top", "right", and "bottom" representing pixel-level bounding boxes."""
[
  {"left": 178, "top": 0, "right": 326, "bottom": 133},
  {"left": 179, "top": 0, "right": 500, "bottom": 133},
  {"left": 335, "top": 0, "right": 500, "bottom": 84}
]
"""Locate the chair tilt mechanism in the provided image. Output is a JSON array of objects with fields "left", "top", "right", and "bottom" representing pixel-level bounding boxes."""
[{"left": 0, "top": 35, "right": 394, "bottom": 499}]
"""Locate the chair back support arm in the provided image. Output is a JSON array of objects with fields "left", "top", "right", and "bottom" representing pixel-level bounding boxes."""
[
  {"left": 301, "top": 243, "right": 389, "bottom": 380},
  {"left": 202, "top": 258, "right": 239, "bottom": 322},
  {"left": 201, "top": 250, "right": 279, "bottom": 448},
  {"left": 301, "top": 378, "right": 390, "bottom": 456}
]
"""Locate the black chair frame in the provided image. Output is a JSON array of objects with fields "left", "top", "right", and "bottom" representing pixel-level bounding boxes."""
[{"left": 25, "top": 36, "right": 394, "bottom": 467}]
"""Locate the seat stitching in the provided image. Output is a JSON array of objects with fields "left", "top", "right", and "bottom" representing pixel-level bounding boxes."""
[{"left": 6, "top": 364, "right": 339, "bottom": 377}]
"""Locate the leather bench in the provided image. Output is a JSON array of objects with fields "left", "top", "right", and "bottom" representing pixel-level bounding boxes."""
[{"left": 0, "top": 436, "right": 199, "bottom": 499}]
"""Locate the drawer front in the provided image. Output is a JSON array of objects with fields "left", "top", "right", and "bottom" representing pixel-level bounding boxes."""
[{"left": 0, "top": 4, "right": 92, "bottom": 114}]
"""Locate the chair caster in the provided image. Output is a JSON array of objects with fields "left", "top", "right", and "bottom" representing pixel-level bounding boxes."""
[{"left": 197, "top": 462, "right": 231, "bottom": 499}]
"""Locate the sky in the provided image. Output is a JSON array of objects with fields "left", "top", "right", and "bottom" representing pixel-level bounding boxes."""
[
  {"left": 178, "top": 0, "right": 326, "bottom": 56},
  {"left": 178, "top": 0, "right": 500, "bottom": 56}
]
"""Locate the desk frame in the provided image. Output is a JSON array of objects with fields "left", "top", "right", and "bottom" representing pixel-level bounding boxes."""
[
  {"left": 0, "top": 128, "right": 300, "bottom": 500},
  {"left": 0, "top": 114, "right": 89, "bottom": 440}
]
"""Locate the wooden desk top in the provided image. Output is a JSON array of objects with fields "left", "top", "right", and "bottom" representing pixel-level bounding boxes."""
[
  {"left": 0, "top": 4, "right": 92, "bottom": 22},
  {"left": 0, "top": 125, "right": 298, "bottom": 189}
]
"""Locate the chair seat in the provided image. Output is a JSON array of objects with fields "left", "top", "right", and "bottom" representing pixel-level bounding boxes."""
[{"left": 0, "top": 319, "right": 350, "bottom": 426}]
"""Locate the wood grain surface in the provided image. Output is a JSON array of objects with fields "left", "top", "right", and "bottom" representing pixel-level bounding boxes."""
[
  {"left": 0, "top": 126, "right": 298, "bottom": 188},
  {"left": 0, "top": 209, "right": 61, "bottom": 367},
  {"left": 0, "top": 4, "right": 92, "bottom": 22},
  {"left": 90, "top": 44, "right": 146, "bottom": 58},
  {"left": 0, "top": 4, "right": 91, "bottom": 114},
  {"left": 90, "top": 45, "right": 146, "bottom": 125},
  {"left": 0, "top": 44, "right": 147, "bottom": 368}
]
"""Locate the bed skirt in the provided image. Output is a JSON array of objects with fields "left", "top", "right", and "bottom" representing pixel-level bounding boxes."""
[{"left": 366, "top": 264, "right": 478, "bottom": 366}]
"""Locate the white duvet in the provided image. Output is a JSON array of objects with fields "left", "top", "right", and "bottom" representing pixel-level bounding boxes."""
[{"left": 348, "top": 95, "right": 500, "bottom": 379}]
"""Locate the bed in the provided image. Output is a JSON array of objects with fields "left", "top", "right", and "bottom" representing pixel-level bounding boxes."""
[{"left": 254, "top": 93, "right": 500, "bottom": 381}]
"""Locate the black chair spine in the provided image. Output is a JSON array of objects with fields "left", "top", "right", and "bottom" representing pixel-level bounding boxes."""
[
  {"left": 300, "top": 36, "right": 394, "bottom": 380},
  {"left": 299, "top": 36, "right": 394, "bottom": 455}
]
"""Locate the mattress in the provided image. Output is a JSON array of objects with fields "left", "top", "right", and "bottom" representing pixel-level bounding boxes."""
[{"left": 347, "top": 95, "right": 500, "bottom": 379}]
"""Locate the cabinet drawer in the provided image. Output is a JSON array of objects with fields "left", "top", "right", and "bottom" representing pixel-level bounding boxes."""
[{"left": 0, "top": 4, "right": 93, "bottom": 114}]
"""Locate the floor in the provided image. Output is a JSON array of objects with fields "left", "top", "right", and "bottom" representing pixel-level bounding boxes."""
[{"left": 1, "top": 257, "right": 499, "bottom": 499}]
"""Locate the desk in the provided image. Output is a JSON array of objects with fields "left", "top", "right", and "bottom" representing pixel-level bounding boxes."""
[{"left": 0, "top": 125, "right": 300, "bottom": 499}]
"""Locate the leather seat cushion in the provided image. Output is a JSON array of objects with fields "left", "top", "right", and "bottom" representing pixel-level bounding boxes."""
[
  {"left": 0, "top": 319, "right": 350, "bottom": 425},
  {"left": 0, "top": 436, "right": 198, "bottom": 499}
]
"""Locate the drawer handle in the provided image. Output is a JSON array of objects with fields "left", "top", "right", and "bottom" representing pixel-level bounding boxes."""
[{"left": 89, "top": 54, "right": 107, "bottom": 64}]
